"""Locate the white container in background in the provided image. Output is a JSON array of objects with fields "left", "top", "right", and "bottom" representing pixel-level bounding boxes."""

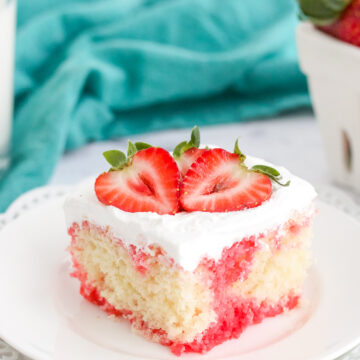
[
  {"left": 0, "top": 0, "right": 15, "bottom": 172},
  {"left": 297, "top": 23, "right": 360, "bottom": 192}
]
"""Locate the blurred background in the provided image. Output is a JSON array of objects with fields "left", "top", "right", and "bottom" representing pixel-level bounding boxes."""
[{"left": 0, "top": 0, "right": 350, "bottom": 211}]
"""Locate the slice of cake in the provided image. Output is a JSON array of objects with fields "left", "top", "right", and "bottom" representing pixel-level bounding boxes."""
[{"left": 64, "top": 127, "right": 316, "bottom": 356}]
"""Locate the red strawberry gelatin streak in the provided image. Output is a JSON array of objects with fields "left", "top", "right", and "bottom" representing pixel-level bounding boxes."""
[{"left": 69, "top": 222, "right": 300, "bottom": 356}]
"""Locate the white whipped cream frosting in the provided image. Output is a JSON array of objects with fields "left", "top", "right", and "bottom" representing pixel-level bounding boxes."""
[{"left": 63, "top": 156, "right": 317, "bottom": 271}]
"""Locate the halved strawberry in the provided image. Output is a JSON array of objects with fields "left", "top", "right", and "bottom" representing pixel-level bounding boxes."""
[
  {"left": 180, "top": 148, "right": 272, "bottom": 212},
  {"left": 176, "top": 147, "right": 207, "bottom": 177},
  {"left": 173, "top": 126, "right": 206, "bottom": 177},
  {"left": 95, "top": 146, "right": 180, "bottom": 215}
]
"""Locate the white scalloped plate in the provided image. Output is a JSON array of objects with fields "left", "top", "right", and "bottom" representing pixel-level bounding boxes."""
[{"left": 0, "top": 193, "right": 360, "bottom": 360}]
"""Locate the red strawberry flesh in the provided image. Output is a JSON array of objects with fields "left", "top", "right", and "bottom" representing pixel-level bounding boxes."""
[
  {"left": 180, "top": 148, "right": 272, "bottom": 212},
  {"left": 95, "top": 147, "right": 180, "bottom": 215},
  {"left": 176, "top": 148, "right": 207, "bottom": 177}
]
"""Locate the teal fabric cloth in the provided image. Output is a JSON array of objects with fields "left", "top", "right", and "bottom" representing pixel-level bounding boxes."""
[{"left": 0, "top": 0, "right": 310, "bottom": 211}]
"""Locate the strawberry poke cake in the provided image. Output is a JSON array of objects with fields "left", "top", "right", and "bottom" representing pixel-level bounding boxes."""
[{"left": 64, "top": 127, "right": 317, "bottom": 355}]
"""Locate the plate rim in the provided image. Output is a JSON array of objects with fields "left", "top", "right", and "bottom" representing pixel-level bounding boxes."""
[{"left": 0, "top": 186, "right": 360, "bottom": 360}]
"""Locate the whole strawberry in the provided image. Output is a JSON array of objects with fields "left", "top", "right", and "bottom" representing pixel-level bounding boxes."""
[{"left": 298, "top": 0, "right": 360, "bottom": 47}]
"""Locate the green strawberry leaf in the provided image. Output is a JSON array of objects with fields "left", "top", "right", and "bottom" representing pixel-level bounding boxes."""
[
  {"left": 251, "top": 165, "right": 290, "bottom": 187},
  {"left": 190, "top": 126, "right": 200, "bottom": 148},
  {"left": 173, "top": 141, "right": 188, "bottom": 158},
  {"left": 251, "top": 165, "right": 280, "bottom": 177},
  {"left": 173, "top": 125, "right": 201, "bottom": 158},
  {"left": 103, "top": 150, "right": 127, "bottom": 170},
  {"left": 297, "top": 0, "right": 351, "bottom": 25},
  {"left": 127, "top": 141, "right": 137, "bottom": 157},
  {"left": 134, "top": 142, "right": 152, "bottom": 151}
]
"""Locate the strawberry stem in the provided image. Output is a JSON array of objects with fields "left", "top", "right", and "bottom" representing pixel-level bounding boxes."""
[
  {"left": 232, "top": 139, "right": 290, "bottom": 187},
  {"left": 173, "top": 126, "right": 200, "bottom": 157},
  {"left": 103, "top": 141, "right": 153, "bottom": 171},
  {"left": 234, "top": 138, "right": 290, "bottom": 186},
  {"left": 234, "top": 138, "right": 246, "bottom": 163}
]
